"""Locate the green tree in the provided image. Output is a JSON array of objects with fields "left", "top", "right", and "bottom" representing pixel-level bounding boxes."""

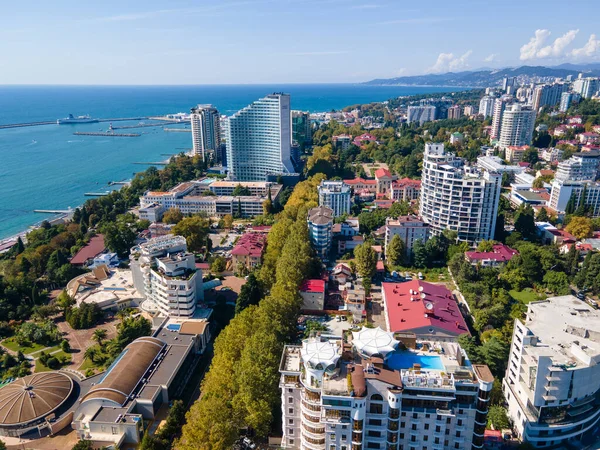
[
  {"left": 101, "top": 221, "right": 137, "bottom": 257},
  {"left": 211, "top": 256, "right": 227, "bottom": 273},
  {"left": 532, "top": 177, "right": 544, "bottom": 189},
  {"left": 513, "top": 204, "right": 537, "bottom": 241},
  {"left": 71, "top": 440, "right": 94, "bottom": 450},
  {"left": 543, "top": 271, "right": 570, "bottom": 295},
  {"left": 354, "top": 243, "right": 377, "bottom": 281},
  {"left": 235, "top": 274, "right": 263, "bottom": 315},
  {"left": 487, "top": 405, "right": 511, "bottom": 430},
  {"left": 536, "top": 206, "right": 549, "bottom": 222},
  {"left": 172, "top": 215, "right": 210, "bottom": 252},
  {"left": 232, "top": 184, "right": 251, "bottom": 196},
  {"left": 60, "top": 339, "right": 71, "bottom": 353},
  {"left": 521, "top": 147, "right": 539, "bottom": 164},
  {"left": 386, "top": 235, "right": 405, "bottom": 266},
  {"left": 223, "top": 214, "right": 234, "bottom": 229},
  {"left": 479, "top": 336, "right": 509, "bottom": 377},
  {"left": 92, "top": 328, "right": 107, "bottom": 346},
  {"left": 476, "top": 240, "right": 495, "bottom": 252},
  {"left": 574, "top": 185, "right": 588, "bottom": 216},
  {"left": 162, "top": 207, "right": 184, "bottom": 224},
  {"left": 412, "top": 239, "right": 428, "bottom": 268}
]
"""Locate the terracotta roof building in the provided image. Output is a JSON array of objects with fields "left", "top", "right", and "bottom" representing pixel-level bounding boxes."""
[
  {"left": 465, "top": 243, "right": 518, "bottom": 267},
  {"left": 382, "top": 280, "right": 469, "bottom": 340},
  {"left": 391, "top": 177, "right": 421, "bottom": 201},
  {"left": 231, "top": 232, "right": 267, "bottom": 271},
  {"left": 300, "top": 279, "right": 326, "bottom": 310},
  {"left": 70, "top": 235, "right": 106, "bottom": 266}
]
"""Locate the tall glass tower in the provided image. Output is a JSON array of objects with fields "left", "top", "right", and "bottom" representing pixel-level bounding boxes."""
[{"left": 225, "top": 93, "right": 294, "bottom": 181}]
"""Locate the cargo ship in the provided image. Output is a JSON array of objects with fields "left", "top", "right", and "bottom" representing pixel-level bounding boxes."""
[{"left": 57, "top": 114, "right": 99, "bottom": 124}]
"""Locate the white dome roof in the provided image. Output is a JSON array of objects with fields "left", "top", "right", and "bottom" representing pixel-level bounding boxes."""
[
  {"left": 302, "top": 339, "right": 340, "bottom": 370},
  {"left": 352, "top": 326, "right": 398, "bottom": 357}
]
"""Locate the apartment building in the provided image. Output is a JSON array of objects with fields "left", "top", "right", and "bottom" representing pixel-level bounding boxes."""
[
  {"left": 231, "top": 232, "right": 267, "bottom": 271},
  {"left": 279, "top": 329, "right": 493, "bottom": 450},
  {"left": 419, "top": 143, "right": 501, "bottom": 244},
  {"left": 390, "top": 178, "right": 421, "bottom": 202},
  {"left": 190, "top": 104, "right": 221, "bottom": 160},
  {"left": 549, "top": 152, "right": 600, "bottom": 214},
  {"left": 384, "top": 215, "right": 429, "bottom": 258},
  {"left": 225, "top": 93, "right": 295, "bottom": 181},
  {"left": 497, "top": 104, "right": 536, "bottom": 149},
  {"left": 490, "top": 96, "right": 513, "bottom": 140},
  {"left": 130, "top": 235, "right": 203, "bottom": 317},
  {"left": 477, "top": 156, "right": 525, "bottom": 175},
  {"left": 447, "top": 105, "right": 462, "bottom": 119},
  {"left": 479, "top": 96, "right": 495, "bottom": 118},
  {"left": 318, "top": 180, "right": 351, "bottom": 217},
  {"left": 307, "top": 206, "right": 334, "bottom": 259},
  {"left": 292, "top": 110, "right": 312, "bottom": 146},
  {"left": 407, "top": 105, "right": 436, "bottom": 125},
  {"left": 503, "top": 296, "right": 600, "bottom": 448}
]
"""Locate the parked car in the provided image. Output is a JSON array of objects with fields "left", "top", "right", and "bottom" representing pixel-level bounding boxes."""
[{"left": 577, "top": 292, "right": 586, "bottom": 300}]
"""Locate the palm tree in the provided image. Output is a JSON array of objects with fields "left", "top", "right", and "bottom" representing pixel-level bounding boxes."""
[
  {"left": 92, "top": 329, "right": 107, "bottom": 347},
  {"left": 84, "top": 347, "right": 97, "bottom": 363}
]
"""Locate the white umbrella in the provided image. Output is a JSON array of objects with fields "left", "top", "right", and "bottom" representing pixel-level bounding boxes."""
[{"left": 352, "top": 326, "right": 397, "bottom": 357}]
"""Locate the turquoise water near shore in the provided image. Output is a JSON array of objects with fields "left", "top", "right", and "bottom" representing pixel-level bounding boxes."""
[{"left": 0, "top": 84, "right": 461, "bottom": 239}]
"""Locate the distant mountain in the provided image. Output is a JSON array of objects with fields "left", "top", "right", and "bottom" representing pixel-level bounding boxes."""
[{"left": 364, "top": 65, "right": 600, "bottom": 87}]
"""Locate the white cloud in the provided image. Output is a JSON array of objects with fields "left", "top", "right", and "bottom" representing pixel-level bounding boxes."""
[
  {"left": 484, "top": 53, "right": 498, "bottom": 63},
  {"left": 428, "top": 50, "right": 472, "bottom": 73},
  {"left": 570, "top": 34, "right": 600, "bottom": 59},
  {"left": 520, "top": 29, "right": 579, "bottom": 60}
]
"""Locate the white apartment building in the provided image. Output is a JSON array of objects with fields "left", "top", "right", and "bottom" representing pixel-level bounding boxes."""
[
  {"left": 407, "top": 105, "right": 436, "bottom": 125},
  {"left": 419, "top": 143, "right": 502, "bottom": 244},
  {"left": 318, "top": 181, "right": 351, "bottom": 217},
  {"left": 573, "top": 77, "right": 600, "bottom": 99},
  {"left": 549, "top": 152, "right": 600, "bottom": 214},
  {"left": 279, "top": 329, "right": 494, "bottom": 450},
  {"left": 307, "top": 206, "right": 334, "bottom": 259},
  {"left": 225, "top": 93, "right": 295, "bottom": 181},
  {"left": 130, "top": 235, "right": 203, "bottom": 317},
  {"left": 490, "top": 96, "right": 513, "bottom": 140},
  {"left": 190, "top": 104, "right": 221, "bottom": 160},
  {"left": 384, "top": 215, "right": 430, "bottom": 258},
  {"left": 497, "top": 104, "right": 536, "bottom": 149},
  {"left": 559, "top": 92, "right": 573, "bottom": 113},
  {"left": 503, "top": 296, "right": 600, "bottom": 448}
]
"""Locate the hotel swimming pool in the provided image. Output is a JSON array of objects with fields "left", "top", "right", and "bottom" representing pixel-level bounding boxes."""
[{"left": 386, "top": 352, "right": 445, "bottom": 371}]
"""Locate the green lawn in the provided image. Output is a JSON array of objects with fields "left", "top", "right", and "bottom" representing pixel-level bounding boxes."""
[
  {"left": 34, "top": 351, "right": 72, "bottom": 373},
  {"left": 1, "top": 338, "right": 46, "bottom": 354},
  {"left": 78, "top": 357, "right": 100, "bottom": 372},
  {"left": 387, "top": 266, "right": 449, "bottom": 283},
  {"left": 510, "top": 289, "right": 546, "bottom": 304},
  {"left": 29, "top": 345, "right": 61, "bottom": 358}
]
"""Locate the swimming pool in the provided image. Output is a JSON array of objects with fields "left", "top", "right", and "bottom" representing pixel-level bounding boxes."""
[
  {"left": 386, "top": 352, "right": 444, "bottom": 371},
  {"left": 166, "top": 324, "right": 181, "bottom": 331}
]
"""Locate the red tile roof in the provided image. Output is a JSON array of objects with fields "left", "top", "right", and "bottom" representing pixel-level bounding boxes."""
[
  {"left": 231, "top": 232, "right": 267, "bottom": 257},
  {"left": 465, "top": 244, "right": 518, "bottom": 263},
  {"left": 300, "top": 279, "right": 326, "bottom": 293},
  {"left": 344, "top": 177, "right": 377, "bottom": 186},
  {"left": 70, "top": 235, "right": 106, "bottom": 265},
  {"left": 383, "top": 280, "right": 469, "bottom": 337},
  {"left": 393, "top": 178, "right": 421, "bottom": 188},
  {"left": 375, "top": 168, "right": 392, "bottom": 179}
]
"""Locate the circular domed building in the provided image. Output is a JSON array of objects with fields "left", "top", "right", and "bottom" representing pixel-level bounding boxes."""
[{"left": 0, "top": 372, "right": 76, "bottom": 438}]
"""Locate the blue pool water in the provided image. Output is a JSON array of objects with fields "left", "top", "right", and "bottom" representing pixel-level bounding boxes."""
[
  {"left": 166, "top": 324, "right": 181, "bottom": 331},
  {"left": 386, "top": 352, "right": 444, "bottom": 371}
]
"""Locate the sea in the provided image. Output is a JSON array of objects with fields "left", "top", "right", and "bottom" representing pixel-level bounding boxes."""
[{"left": 0, "top": 84, "right": 460, "bottom": 240}]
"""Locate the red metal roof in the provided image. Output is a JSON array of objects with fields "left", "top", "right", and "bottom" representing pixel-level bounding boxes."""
[
  {"left": 374, "top": 168, "right": 392, "bottom": 179},
  {"left": 465, "top": 244, "right": 518, "bottom": 263},
  {"left": 70, "top": 235, "right": 106, "bottom": 265},
  {"left": 383, "top": 280, "right": 469, "bottom": 336},
  {"left": 300, "top": 279, "right": 326, "bottom": 293},
  {"left": 231, "top": 233, "right": 267, "bottom": 257},
  {"left": 343, "top": 177, "right": 377, "bottom": 186}
]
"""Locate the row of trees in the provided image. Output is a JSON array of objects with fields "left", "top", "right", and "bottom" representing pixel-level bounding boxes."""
[{"left": 177, "top": 177, "right": 322, "bottom": 450}]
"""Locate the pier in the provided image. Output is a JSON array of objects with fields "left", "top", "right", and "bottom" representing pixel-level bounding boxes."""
[
  {"left": 164, "top": 128, "right": 192, "bottom": 132},
  {"left": 110, "top": 122, "right": 172, "bottom": 130},
  {"left": 73, "top": 131, "right": 141, "bottom": 137},
  {"left": 132, "top": 162, "right": 168, "bottom": 165},
  {"left": 0, "top": 117, "right": 148, "bottom": 130},
  {"left": 84, "top": 192, "right": 111, "bottom": 196},
  {"left": 33, "top": 209, "right": 73, "bottom": 214}
]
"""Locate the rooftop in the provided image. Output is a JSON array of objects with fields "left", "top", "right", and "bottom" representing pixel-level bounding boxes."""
[
  {"left": 465, "top": 243, "right": 518, "bottom": 263},
  {"left": 382, "top": 280, "right": 469, "bottom": 337},
  {"left": 300, "top": 279, "right": 326, "bottom": 294},
  {"left": 231, "top": 232, "right": 267, "bottom": 257},
  {"left": 523, "top": 295, "right": 600, "bottom": 367},
  {"left": 68, "top": 268, "right": 142, "bottom": 308},
  {"left": 308, "top": 206, "right": 334, "bottom": 225},
  {"left": 70, "top": 235, "right": 106, "bottom": 265},
  {"left": 375, "top": 168, "right": 392, "bottom": 179},
  {"left": 343, "top": 177, "right": 376, "bottom": 186}
]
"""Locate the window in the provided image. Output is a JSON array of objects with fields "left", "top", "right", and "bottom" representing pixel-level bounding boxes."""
[
  {"left": 411, "top": 424, "right": 417, "bottom": 431},
  {"left": 436, "top": 426, "right": 441, "bottom": 432},
  {"left": 424, "top": 424, "right": 429, "bottom": 430},
  {"left": 288, "top": 397, "right": 293, "bottom": 403},
  {"left": 288, "top": 408, "right": 293, "bottom": 414},
  {"left": 288, "top": 419, "right": 294, "bottom": 425},
  {"left": 455, "top": 444, "right": 460, "bottom": 449},
  {"left": 289, "top": 429, "right": 294, "bottom": 435},
  {"left": 112, "top": 427, "right": 118, "bottom": 435},
  {"left": 456, "top": 431, "right": 461, "bottom": 438},
  {"left": 288, "top": 388, "right": 293, "bottom": 393},
  {"left": 289, "top": 439, "right": 294, "bottom": 445}
]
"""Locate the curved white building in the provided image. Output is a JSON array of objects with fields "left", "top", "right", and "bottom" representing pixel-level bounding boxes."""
[
  {"left": 503, "top": 296, "right": 600, "bottom": 448},
  {"left": 419, "top": 143, "right": 501, "bottom": 244},
  {"left": 225, "top": 93, "right": 295, "bottom": 181}
]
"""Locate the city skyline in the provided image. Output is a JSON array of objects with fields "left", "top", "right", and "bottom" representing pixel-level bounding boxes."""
[{"left": 1, "top": 0, "right": 600, "bottom": 85}]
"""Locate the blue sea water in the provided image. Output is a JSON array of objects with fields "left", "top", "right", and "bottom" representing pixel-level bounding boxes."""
[{"left": 0, "top": 84, "right": 460, "bottom": 239}]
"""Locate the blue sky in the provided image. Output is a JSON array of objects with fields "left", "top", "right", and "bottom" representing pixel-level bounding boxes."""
[{"left": 1, "top": 0, "right": 599, "bottom": 84}]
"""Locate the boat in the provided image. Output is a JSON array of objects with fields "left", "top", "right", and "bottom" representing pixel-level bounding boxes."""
[{"left": 57, "top": 114, "right": 99, "bottom": 124}]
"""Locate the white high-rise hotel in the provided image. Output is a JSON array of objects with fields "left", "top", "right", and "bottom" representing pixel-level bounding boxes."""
[
  {"left": 190, "top": 104, "right": 221, "bottom": 160},
  {"left": 497, "top": 104, "right": 536, "bottom": 149},
  {"left": 419, "top": 143, "right": 501, "bottom": 244},
  {"left": 225, "top": 93, "right": 295, "bottom": 181},
  {"left": 503, "top": 296, "right": 600, "bottom": 448},
  {"left": 279, "top": 328, "right": 494, "bottom": 450}
]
